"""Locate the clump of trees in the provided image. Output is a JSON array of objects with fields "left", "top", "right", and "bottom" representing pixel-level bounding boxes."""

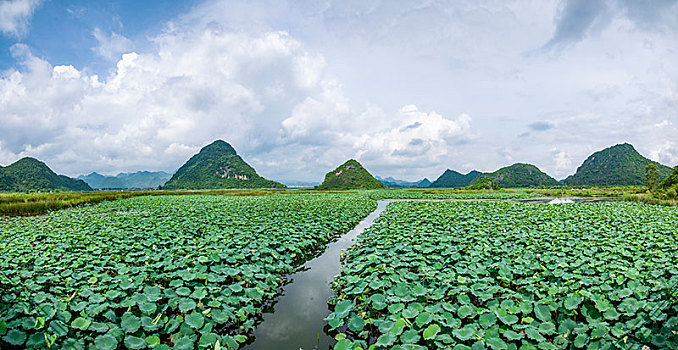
[
  {"left": 646, "top": 164, "right": 678, "bottom": 200},
  {"left": 464, "top": 178, "right": 499, "bottom": 190}
]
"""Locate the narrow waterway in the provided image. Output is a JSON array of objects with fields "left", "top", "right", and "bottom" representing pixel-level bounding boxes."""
[{"left": 242, "top": 200, "right": 389, "bottom": 350}]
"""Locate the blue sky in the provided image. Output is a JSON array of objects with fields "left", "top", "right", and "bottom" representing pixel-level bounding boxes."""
[
  {"left": 0, "top": 0, "right": 199, "bottom": 72},
  {"left": 0, "top": 0, "right": 677, "bottom": 182}
]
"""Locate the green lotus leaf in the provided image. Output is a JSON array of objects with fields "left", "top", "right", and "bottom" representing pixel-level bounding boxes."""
[
  {"left": 334, "top": 339, "right": 354, "bottom": 350},
  {"left": 415, "top": 312, "right": 433, "bottom": 328},
  {"left": 375, "top": 332, "right": 397, "bottom": 347},
  {"left": 422, "top": 324, "right": 441, "bottom": 340},
  {"left": 400, "top": 328, "right": 420, "bottom": 344},
  {"left": 185, "top": 312, "right": 205, "bottom": 329},
  {"left": 564, "top": 294, "right": 582, "bottom": 310},
  {"left": 457, "top": 304, "right": 474, "bottom": 319},
  {"left": 178, "top": 298, "right": 197, "bottom": 313},
  {"left": 479, "top": 313, "right": 497, "bottom": 329},
  {"left": 49, "top": 320, "right": 69, "bottom": 337},
  {"left": 71, "top": 317, "right": 92, "bottom": 331},
  {"left": 198, "top": 333, "right": 218, "bottom": 348},
  {"left": 485, "top": 336, "right": 508, "bottom": 350},
  {"left": 121, "top": 313, "right": 141, "bottom": 333},
  {"left": 174, "top": 336, "right": 195, "bottom": 350},
  {"left": 124, "top": 335, "right": 147, "bottom": 349},
  {"left": 139, "top": 301, "right": 157, "bottom": 315},
  {"left": 534, "top": 304, "right": 551, "bottom": 322},
  {"left": 94, "top": 334, "right": 118, "bottom": 350},
  {"left": 145, "top": 335, "right": 161, "bottom": 348},
  {"left": 347, "top": 315, "right": 364, "bottom": 333},
  {"left": 3, "top": 329, "right": 27, "bottom": 346},
  {"left": 334, "top": 300, "right": 354, "bottom": 318}
]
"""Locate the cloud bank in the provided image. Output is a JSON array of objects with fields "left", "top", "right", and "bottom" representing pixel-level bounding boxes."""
[{"left": 0, "top": 0, "right": 677, "bottom": 182}]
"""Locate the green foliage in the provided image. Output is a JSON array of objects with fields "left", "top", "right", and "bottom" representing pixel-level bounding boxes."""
[
  {"left": 463, "top": 178, "right": 498, "bottom": 190},
  {"left": 658, "top": 166, "right": 678, "bottom": 190},
  {"left": 366, "top": 189, "right": 536, "bottom": 200},
  {"left": 429, "top": 170, "right": 481, "bottom": 188},
  {"left": 163, "top": 140, "right": 285, "bottom": 190},
  {"left": 645, "top": 164, "right": 659, "bottom": 191},
  {"left": 329, "top": 201, "right": 678, "bottom": 348},
  {"left": 0, "top": 193, "right": 376, "bottom": 348},
  {"left": 470, "top": 163, "right": 560, "bottom": 188},
  {"left": 564, "top": 143, "right": 673, "bottom": 187},
  {"left": 0, "top": 157, "right": 92, "bottom": 192},
  {"left": 316, "top": 159, "right": 386, "bottom": 190},
  {"left": 0, "top": 189, "right": 291, "bottom": 216}
]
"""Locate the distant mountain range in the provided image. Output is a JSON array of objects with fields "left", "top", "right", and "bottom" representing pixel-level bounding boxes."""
[
  {"left": 3, "top": 141, "right": 676, "bottom": 193},
  {"left": 429, "top": 170, "right": 481, "bottom": 188},
  {"left": 376, "top": 176, "right": 431, "bottom": 188},
  {"left": 562, "top": 143, "right": 673, "bottom": 186},
  {"left": 316, "top": 159, "right": 385, "bottom": 190},
  {"left": 78, "top": 171, "right": 172, "bottom": 190},
  {"left": 281, "top": 180, "right": 321, "bottom": 188},
  {"left": 0, "top": 157, "right": 91, "bottom": 192},
  {"left": 162, "top": 140, "right": 285, "bottom": 190}
]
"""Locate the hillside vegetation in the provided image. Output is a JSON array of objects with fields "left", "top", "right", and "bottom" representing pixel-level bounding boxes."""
[
  {"left": 563, "top": 143, "right": 672, "bottom": 187},
  {"left": 316, "top": 159, "right": 386, "bottom": 190},
  {"left": 470, "top": 163, "right": 559, "bottom": 188},
  {"left": 0, "top": 157, "right": 91, "bottom": 192},
  {"left": 162, "top": 140, "right": 285, "bottom": 190},
  {"left": 429, "top": 169, "right": 481, "bottom": 188}
]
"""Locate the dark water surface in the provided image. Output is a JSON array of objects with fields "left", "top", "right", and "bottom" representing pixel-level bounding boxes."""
[{"left": 242, "top": 200, "right": 388, "bottom": 350}]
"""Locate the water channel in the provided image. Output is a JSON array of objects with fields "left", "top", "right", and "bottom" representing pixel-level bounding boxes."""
[
  {"left": 242, "top": 200, "right": 389, "bottom": 350},
  {"left": 243, "top": 197, "right": 615, "bottom": 349}
]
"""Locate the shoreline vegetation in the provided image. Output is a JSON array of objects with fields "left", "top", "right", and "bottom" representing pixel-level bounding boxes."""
[{"left": 1, "top": 185, "right": 676, "bottom": 217}]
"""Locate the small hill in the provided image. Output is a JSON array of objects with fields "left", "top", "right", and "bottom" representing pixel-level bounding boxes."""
[
  {"left": 470, "top": 163, "right": 559, "bottom": 188},
  {"left": 79, "top": 171, "right": 172, "bottom": 189},
  {"left": 162, "top": 140, "right": 285, "bottom": 190},
  {"left": 563, "top": 143, "right": 673, "bottom": 187},
  {"left": 377, "top": 176, "right": 432, "bottom": 188},
  {"left": 429, "top": 170, "right": 481, "bottom": 188},
  {"left": 316, "top": 159, "right": 386, "bottom": 190},
  {"left": 0, "top": 157, "right": 92, "bottom": 192}
]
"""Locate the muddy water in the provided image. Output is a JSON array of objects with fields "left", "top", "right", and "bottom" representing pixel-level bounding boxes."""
[{"left": 242, "top": 200, "right": 389, "bottom": 350}]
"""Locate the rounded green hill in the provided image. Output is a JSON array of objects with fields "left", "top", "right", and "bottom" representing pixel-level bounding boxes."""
[{"left": 316, "top": 159, "right": 386, "bottom": 190}]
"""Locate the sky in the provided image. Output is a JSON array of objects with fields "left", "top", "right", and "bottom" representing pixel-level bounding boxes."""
[{"left": 0, "top": 0, "right": 677, "bottom": 183}]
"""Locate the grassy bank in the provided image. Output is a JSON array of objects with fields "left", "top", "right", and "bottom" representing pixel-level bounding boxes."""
[
  {"left": 0, "top": 189, "right": 288, "bottom": 216},
  {"left": 527, "top": 186, "right": 645, "bottom": 198}
]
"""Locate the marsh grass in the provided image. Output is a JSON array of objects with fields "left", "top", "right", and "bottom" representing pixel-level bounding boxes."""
[{"left": 0, "top": 189, "right": 290, "bottom": 216}]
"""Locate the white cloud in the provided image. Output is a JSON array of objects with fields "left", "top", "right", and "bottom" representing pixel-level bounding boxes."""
[
  {"left": 551, "top": 148, "right": 573, "bottom": 177},
  {"left": 91, "top": 28, "right": 134, "bottom": 60},
  {"left": 354, "top": 106, "right": 472, "bottom": 168},
  {"left": 0, "top": 27, "right": 326, "bottom": 176},
  {"left": 650, "top": 141, "right": 678, "bottom": 167},
  {"left": 1, "top": 0, "right": 677, "bottom": 183},
  {"left": 0, "top": 0, "right": 40, "bottom": 37}
]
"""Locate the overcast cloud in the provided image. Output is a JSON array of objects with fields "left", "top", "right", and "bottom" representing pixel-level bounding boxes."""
[{"left": 0, "top": 0, "right": 677, "bottom": 182}]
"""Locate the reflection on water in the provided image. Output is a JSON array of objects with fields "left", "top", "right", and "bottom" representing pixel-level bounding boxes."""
[
  {"left": 519, "top": 197, "right": 617, "bottom": 204},
  {"left": 548, "top": 198, "right": 575, "bottom": 204},
  {"left": 242, "top": 201, "right": 389, "bottom": 350}
]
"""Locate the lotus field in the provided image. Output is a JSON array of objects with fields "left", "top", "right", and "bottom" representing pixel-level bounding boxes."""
[
  {"left": 0, "top": 194, "right": 375, "bottom": 349},
  {"left": 328, "top": 201, "right": 678, "bottom": 349}
]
